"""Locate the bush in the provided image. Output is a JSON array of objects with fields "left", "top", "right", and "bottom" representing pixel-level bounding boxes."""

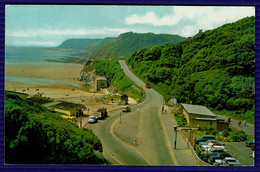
[
  {"left": 205, "top": 127, "right": 218, "bottom": 135},
  {"left": 174, "top": 114, "right": 188, "bottom": 126},
  {"left": 5, "top": 92, "right": 105, "bottom": 164}
]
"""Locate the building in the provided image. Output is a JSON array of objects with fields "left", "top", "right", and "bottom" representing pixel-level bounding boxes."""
[
  {"left": 121, "top": 93, "right": 128, "bottom": 105},
  {"left": 95, "top": 77, "right": 108, "bottom": 91},
  {"left": 181, "top": 103, "right": 228, "bottom": 130}
]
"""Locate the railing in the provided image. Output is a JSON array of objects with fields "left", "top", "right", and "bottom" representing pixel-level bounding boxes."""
[{"left": 179, "top": 130, "right": 212, "bottom": 166}]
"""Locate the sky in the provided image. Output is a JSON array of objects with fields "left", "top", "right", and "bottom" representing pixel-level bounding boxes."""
[{"left": 5, "top": 5, "right": 255, "bottom": 47}]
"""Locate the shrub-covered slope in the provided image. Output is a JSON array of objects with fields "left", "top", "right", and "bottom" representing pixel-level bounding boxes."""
[
  {"left": 126, "top": 16, "right": 255, "bottom": 121},
  {"left": 5, "top": 91, "right": 106, "bottom": 164},
  {"left": 57, "top": 38, "right": 102, "bottom": 50}
]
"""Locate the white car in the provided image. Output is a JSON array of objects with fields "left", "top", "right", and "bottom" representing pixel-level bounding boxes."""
[
  {"left": 215, "top": 157, "right": 241, "bottom": 166},
  {"left": 208, "top": 143, "right": 226, "bottom": 150},
  {"left": 204, "top": 147, "right": 226, "bottom": 155},
  {"left": 88, "top": 116, "right": 98, "bottom": 123}
]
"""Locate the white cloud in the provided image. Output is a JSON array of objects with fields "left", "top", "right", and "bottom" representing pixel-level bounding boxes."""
[
  {"left": 5, "top": 27, "right": 130, "bottom": 46},
  {"left": 125, "top": 6, "right": 255, "bottom": 37},
  {"left": 126, "top": 11, "right": 180, "bottom": 26},
  {"left": 6, "top": 28, "right": 129, "bottom": 38}
]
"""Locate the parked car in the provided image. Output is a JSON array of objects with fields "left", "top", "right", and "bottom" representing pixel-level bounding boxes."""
[
  {"left": 198, "top": 142, "right": 208, "bottom": 147},
  {"left": 122, "top": 106, "right": 130, "bottom": 112},
  {"left": 204, "top": 147, "right": 226, "bottom": 156},
  {"left": 206, "top": 139, "right": 225, "bottom": 146},
  {"left": 145, "top": 83, "right": 151, "bottom": 88},
  {"left": 209, "top": 153, "right": 232, "bottom": 163},
  {"left": 245, "top": 139, "right": 255, "bottom": 147},
  {"left": 195, "top": 135, "right": 216, "bottom": 144},
  {"left": 88, "top": 116, "right": 98, "bottom": 123},
  {"left": 201, "top": 145, "right": 211, "bottom": 151},
  {"left": 215, "top": 157, "right": 241, "bottom": 166}
]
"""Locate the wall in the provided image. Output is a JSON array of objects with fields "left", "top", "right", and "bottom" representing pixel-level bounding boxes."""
[{"left": 193, "top": 119, "right": 217, "bottom": 130}]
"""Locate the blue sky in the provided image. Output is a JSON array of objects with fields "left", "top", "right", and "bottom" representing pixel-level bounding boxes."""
[{"left": 5, "top": 5, "right": 255, "bottom": 47}]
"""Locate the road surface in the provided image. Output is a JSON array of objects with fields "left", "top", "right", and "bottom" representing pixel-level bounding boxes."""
[{"left": 87, "top": 60, "right": 200, "bottom": 165}]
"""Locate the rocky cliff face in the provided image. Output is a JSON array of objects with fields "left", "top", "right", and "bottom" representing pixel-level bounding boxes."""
[{"left": 78, "top": 61, "right": 96, "bottom": 86}]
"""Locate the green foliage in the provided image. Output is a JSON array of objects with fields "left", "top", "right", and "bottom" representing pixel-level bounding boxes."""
[
  {"left": 84, "top": 32, "right": 186, "bottom": 61},
  {"left": 227, "top": 130, "right": 252, "bottom": 142},
  {"left": 126, "top": 16, "right": 255, "bottom": 122},
  {"left": 222, "top": 130, "right": 230, "bottom": 137},
  {"left": 174, "top": 114, "right": 188, "bottom": 126},
  {"left": 205, "top": 127, "right": 218, "bottom": 135},
  {"left": 57, "top": 38, "right": 102, "bottom": 50},
  {"left": 95, "top": 59, "right": 144, "bottom": 101},
  {"left": 5, "top": 91, "right": 105, "bottom": 164}
]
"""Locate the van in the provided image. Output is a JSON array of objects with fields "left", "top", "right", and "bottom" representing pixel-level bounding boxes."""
[
  {"left": 195, "top": 135, "right": 216, "bottom": 144},
  {"left": 94, "top": 107, "right": 107, "bottom": 119}
]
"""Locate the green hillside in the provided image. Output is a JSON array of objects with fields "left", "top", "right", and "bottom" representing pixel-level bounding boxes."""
[
  {"left": 126, "top": 16, "right": 255, "bottom": 122},
  {"left": 83, "top": 37, "right": 116, "bottom": 52},
  {"left": 5, "top": 91, "right": 106, "bottom": 164},
  {"left": 81, "top": 32, "right": 186, "bottom": 62},
  {"left": 57, "top": 38, "right": 102, "bottom": 50}
]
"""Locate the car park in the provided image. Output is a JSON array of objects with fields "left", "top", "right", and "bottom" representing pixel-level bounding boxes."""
[
  {"left": 88, "top": 116, "right": 98, "bottom": 123},
  {"left": 215, "top": 157, "right": 241, "bottom": 166}
]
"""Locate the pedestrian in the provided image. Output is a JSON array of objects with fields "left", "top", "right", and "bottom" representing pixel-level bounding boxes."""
[
  {"left": 226, "top": 118, "right": 229, "bottom": 123},
  {"left": 238, "top": 121, "right": 241, "bottom": 127},
  {"left": 244, "top": 120, "right": 246, "bottom": 127},
  {"left": 162, "top": 106, "right": 164, "bottom": 113},
  {"left": 228, "top": 116, "right": 231, "bottom": 124}
]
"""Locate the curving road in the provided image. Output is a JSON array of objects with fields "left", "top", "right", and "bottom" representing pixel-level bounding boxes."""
[{"left": 88, "top": 60, "right": 199, "bottom": 165}]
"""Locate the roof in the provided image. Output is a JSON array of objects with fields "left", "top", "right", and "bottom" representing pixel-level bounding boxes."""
[
  {"left": 195, "top": 118, "right": 217, "bottom": 121},
  {"left": 96, "top": 76, "right": 107, "bottom": 81},
  {"left": 182, "top": 103, "right": 217, "bottom": 117}
]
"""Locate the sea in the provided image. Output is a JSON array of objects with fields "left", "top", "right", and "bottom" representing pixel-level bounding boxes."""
[
  {"left": 5, "top": 46, "right": 81, "bottom": 65},
  {"left": 5, "top": 46, "right": 83, "bottom": 88}
]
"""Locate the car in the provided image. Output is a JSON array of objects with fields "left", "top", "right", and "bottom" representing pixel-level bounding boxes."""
[
  {"left": 145, "top": 83, "right": 151, "bottom": 88},
  {"left": 122, "top": 106, "right": 130, "bottom": 112},
  {"left": 198, "top": 142, "right": 208, "bottom": 147},
  {"left": 88, "top": 116, "right": 98, "bottom": 123},
  {"left": 245, "top": 139, "right": 255, "bottom": 147},
  {"left": 208, "top": 142, "right": 226, "bottom": 150},
  {"left": 215, "top": 157, "right": 241, "bottom": 166},
  {"left": 94, "top": 107, "right": 107, "bottom": 119},
  {"left": 206, "top": 139, "right": 225, "bottom": 146},
  {"left": 195, "top": 135, "right": 216, "bottom": 144},
  {"left": 209, "top": 153, "right": 232, "bottom": 163},
  {"left": 204, "top": 147, "right": 226, "bottom": 156}
]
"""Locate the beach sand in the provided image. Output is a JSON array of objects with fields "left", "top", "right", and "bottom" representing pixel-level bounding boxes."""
[
  {"left": 5, "top": 64, "right": 83, "bottom": 84},
  {"left": 5, "top": 64, "right": 137, "bottom": 117}
]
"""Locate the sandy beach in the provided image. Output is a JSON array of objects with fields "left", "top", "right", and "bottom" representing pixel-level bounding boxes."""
[{"left": 5, "top": 64, "right": 137, "bottom": 115}]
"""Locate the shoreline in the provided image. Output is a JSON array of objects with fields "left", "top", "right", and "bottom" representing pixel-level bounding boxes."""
[{"left": 5, "top": 63, "right": 137, "bottom": 115}]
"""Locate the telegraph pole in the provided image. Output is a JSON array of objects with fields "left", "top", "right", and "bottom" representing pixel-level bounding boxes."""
[{"left": 174, "top": 124, "right": 177, "bottom": 149}]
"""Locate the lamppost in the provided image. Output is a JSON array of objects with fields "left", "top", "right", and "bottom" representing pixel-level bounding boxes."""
[{"left": 120, "top": 112, "right": 121, "bottom": 124}]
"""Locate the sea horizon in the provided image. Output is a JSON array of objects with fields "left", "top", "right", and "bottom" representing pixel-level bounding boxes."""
[{"left": 5, "top": 46, "right": 82, "bottom": 65}]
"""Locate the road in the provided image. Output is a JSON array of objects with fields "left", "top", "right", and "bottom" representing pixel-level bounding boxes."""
[
  {"left": 86, "top": 60, "right": 200, "bottom": 165},
  {"left": 229, "top": 118, "right": 254, "bottom": 136}
]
